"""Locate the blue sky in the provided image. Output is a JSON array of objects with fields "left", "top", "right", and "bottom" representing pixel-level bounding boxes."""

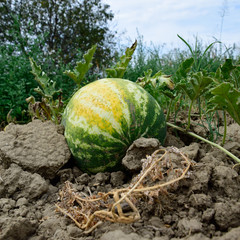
[{"left": 103, "top": 0, "right": 240, "bottom": 50}]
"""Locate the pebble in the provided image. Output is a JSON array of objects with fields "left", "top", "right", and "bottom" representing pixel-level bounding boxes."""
[{"left": 16, "top": 197, "right": 28, "bottom": 207}]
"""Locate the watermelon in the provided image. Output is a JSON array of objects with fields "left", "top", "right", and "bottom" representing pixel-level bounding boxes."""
[{"left": 62, "top": 78, "right": 166, "bottom": 173}]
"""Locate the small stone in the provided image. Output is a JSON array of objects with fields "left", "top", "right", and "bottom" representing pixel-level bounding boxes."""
[
  {"left": 72, "top": 166, "right": 83, "bottom": 178},
  {"left": 110, "top": 171, "right": 125, "bottom": 187},
  {"left": 214, "top": 201, "right": 240, "bottom": 230},
  {"left": 149, "top": 216, "right": 162, "bottom": 227},
  {"left": 0, "top": 217, "right": 37, "bottom": 240},
  {"left": 16, "top": 197, "right": 28, "bottom": 207},
  {"left": 202, "top": 208, "right": 215, "bottom": 222},
  {"left": 67, "top": 225, "right": 83, "bottom": 237},
  {"left": 94, "top": 172, "right": 110, "bottom": 185},
  {"left": 177, "top": 218, "right": 202, "bottom": 235},
  {"left": 180, "top": 142, "right": 200, "bottom": 160},
  {"left": 0, "top": 198, "right": 16, "bottom": 209},
  {"left": 77, "top": 173, "right": 90, "bottom": 184},
  {"left": 163, "top": 215, "right": 172, "bottom": 224},
  {"left": 0, "top": 164, "right": 49, "bottom": 200},
  {"left": 57, "top": 169, "right": 73, "bottom": 183},
  {"left": 189, "top": 193, "right": 212, "bottom": 209}
]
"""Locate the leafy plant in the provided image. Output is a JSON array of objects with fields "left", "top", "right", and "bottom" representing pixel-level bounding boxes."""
[
  {"left": 64, "top": 44, "right": 97, "bottom": 88},
  {"left": 136, "top": 69, "right": 174, "bottom": 118},
  {"left": 106, "top": 40, "right": 137, "bottom": 78},
  {"left": 206, "top": 59, "right": 240, "bottom": 144},
  {"left": 163, "top": 57, "right": 195, "bottom": 121},
  {"left": 208, "top": 83, "right": 240, "bottom": 125},
  {"left": 177, "top": 71, "right": 213, "bottom": 129},
  {"left": 28, "top": 57, "right": 63, "bottom": 124}
]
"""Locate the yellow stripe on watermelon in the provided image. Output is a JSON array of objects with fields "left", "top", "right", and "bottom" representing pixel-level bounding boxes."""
[{"left": 62, "top": 78, "right": 166, "bottom": 173}]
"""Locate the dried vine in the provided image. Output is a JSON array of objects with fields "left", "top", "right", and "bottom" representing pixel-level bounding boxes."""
[{"left": 56, "top": 147, "right": 192, "bottom": 233}]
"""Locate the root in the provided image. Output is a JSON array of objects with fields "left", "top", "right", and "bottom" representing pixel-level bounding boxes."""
[{"left": 56, "top": 146, "right": 192, "bottom": 233}]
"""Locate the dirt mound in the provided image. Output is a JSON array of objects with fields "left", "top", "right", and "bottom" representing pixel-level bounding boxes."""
[
  {"left": 0, "top": 120, "right": 71, "bottom": 179},
  {"left": 0, "top": 120, "right": 240, "bottom": 240}
]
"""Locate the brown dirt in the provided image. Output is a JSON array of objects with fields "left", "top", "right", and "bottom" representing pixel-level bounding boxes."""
[{"left": 0, "top": 120, "right": 240, "bottom": 240}]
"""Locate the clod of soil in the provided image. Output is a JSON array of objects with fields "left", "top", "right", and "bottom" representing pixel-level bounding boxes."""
[
  {"left": 122, "top": 137, "right": 160, "bottom": 172},
  {"left": 0, "top": 120, "right": 71, "bottom": 179}
]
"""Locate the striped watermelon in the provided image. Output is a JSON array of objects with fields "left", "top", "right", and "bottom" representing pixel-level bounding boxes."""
[{"left": 62, "top": 78, "right": 166, "bottom": 173}]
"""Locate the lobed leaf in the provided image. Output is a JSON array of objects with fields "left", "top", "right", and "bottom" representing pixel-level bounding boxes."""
[
  {"left": 220, "top": 59, "right": 236, "bottom": 80},
  {"left": 137, "top": 69, "right": 174, "bottom": 90},
  {"left": 29, "top": 57, "right": 61, "bottom": 99},
  {"left": 175, "top": 57, "right": 194, "bottom": 79},
  {"left": 29, "top": 58, "right": 63, "bottom": 124},
  {"left": 64, "top": 44, "right": 97, "bottom": 87},
  {"left": 177, "top": 72, "right": 213, "bottom": 101},
  {"left": 208, "top": 82, "right": 240, "bottom": 125},
  {"left": 106, "top": 40, "right": 137, "bottom": 78}
]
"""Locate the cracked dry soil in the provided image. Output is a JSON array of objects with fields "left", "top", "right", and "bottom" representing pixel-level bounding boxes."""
[{"left": 0, "top": 119, "right": 240, "bottom": 240}]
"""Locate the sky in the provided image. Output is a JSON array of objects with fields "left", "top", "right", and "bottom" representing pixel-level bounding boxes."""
[{"left": 103, "top": 0, "right": 240, "bottom": 51}]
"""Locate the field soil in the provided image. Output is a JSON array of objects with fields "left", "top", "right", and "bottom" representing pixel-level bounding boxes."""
[{"left": 0, "top": 119, "right": 240, "bottom": 240}]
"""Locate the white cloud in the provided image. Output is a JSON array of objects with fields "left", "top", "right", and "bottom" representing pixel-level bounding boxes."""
[{"left": 103, "top": 0, "right": 240, "bottom": 48}]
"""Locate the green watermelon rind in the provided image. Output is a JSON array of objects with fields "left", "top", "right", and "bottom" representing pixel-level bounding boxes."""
[{"left": 62, "top": 78, "right": 166, "bottom": 173}]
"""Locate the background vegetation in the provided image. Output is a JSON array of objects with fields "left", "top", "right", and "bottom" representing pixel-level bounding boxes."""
[{"left": 0, "top": 0, "right": 239, "bottom": 130}]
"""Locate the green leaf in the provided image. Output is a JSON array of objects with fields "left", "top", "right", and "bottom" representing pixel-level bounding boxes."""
[
  {"left": 64, "top": 44, "right": 97, "bottom": 87},
  {"left": 106, "top": 40, "right": 137, "bottom": 78},
  {"left": 177, "top": 35, "right": 194, "bottom": 56},
  {"left": 151, "top": 71, "right": 174, "bottom": 89},
  {"left": 29, "top": 57, "right": 61, "bottom": 99},
  {"left": 177, "top": 72, "right": 213, "bottom": 101},
  {"left": 220, "top": 59, "right": 236, "bottom": 80},
  {"left": 137, "top": 69, "right": 174, "bottom": 90},
  {"left": 208, "top": 82, "right": 240, "bottom": 125},
  {"left": 29, "top": 58, "right": 63, "bottom": 124},
  {"left": 161, "top": 89, "right": 175, "bottom": 99},
  {"left": 175, "top": 57, "right": 194, "bottom": 79}
]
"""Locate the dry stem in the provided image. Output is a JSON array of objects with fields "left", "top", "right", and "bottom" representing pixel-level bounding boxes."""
[{"left": 56, "top": 146, "right": 192, "bottom": 233}]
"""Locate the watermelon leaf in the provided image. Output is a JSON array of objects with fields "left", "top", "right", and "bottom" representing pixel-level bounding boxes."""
[
  {"left": 106, "top": 40, "right": 137, "bottom": 78},
  {"left": 177, "top": 71, "right": 213, "bottom": 129},
  {"left": 137, "top": 69, "right": 174, "bottom": 90},
  {"left": 175, "top": 57, "right": 194, "bottom": 79},
  {"left": 177, "top": 72, "right": 213, "bottom": 101},
  {"left": 64, "top": 44, "right": 97, "bottom": 87},
  {"left": 214, "top": 58, "right": 240, "bottom": 89},
  {"left": 219, "top": 59, "right": 236, "bottom": 80},
  {"left": 208, "top": 82, "right": 240, "bottom": 125}
]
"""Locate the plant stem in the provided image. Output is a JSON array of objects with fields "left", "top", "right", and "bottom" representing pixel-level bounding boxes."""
[
  {"left": 187, "top": 100, "right": 193, "bottom": 129},
  {"left": 166, "top": 99, "right": 173, "bottom": 122},
  {"left": 222, "top": 111, "right": 227, "bottom": 146},
  {"left": 166, "top": 122, "right": 240, "bottom": 164}
]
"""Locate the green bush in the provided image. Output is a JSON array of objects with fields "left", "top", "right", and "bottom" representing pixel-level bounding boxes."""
[
  {"left": 0, "top": 44, "right": 36, "bottom": 125},
  {"left": 0, "top": 42, "right": 74, "bottom": 127}
]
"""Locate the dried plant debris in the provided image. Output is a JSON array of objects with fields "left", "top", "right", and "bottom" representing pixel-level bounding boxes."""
[{"left": 56, "top": 147, "right": 192, "bottom": 233}]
